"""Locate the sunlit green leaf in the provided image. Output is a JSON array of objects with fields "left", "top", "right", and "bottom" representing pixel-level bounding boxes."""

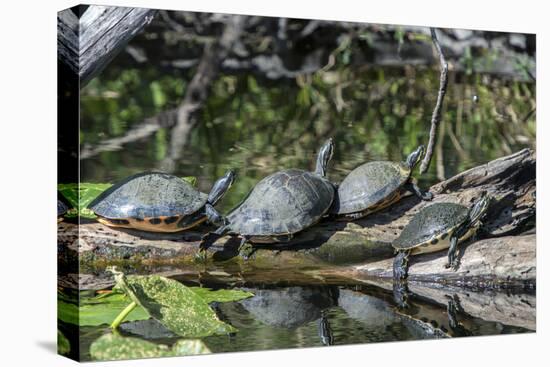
[
  {"left": 58, "top": 292, "right": 149, "bottom": 326},
  {"left": 90, "top": 333, "right": 210, "bottom": 361},
  {"left": 57, "top": 330, "right": 70, "bottom": 356},
  {"left": 57, "top": 183, "right": 112, "bottom": 218},
  {"left": 189, "top": 287, "right": 254, "bottom": 303},
  {"left": 182, "top": 176, "right": 197, "bottom": 186},
  {"left": 120, "top": 276, "right": 236, "bottom": 337},
  {"left": 113, "top": 271, "right": 237, "bottom": 337},
  {"left": 172, "top": 339, "right": 211, "bottom": 355}
]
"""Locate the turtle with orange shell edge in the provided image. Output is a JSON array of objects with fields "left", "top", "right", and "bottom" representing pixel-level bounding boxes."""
[{"left": 89, "top": 171, "right": 235, "bottom": 232}]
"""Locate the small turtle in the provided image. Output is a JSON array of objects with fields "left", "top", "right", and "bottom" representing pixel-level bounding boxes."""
[
  {"left": 57, "top": 198, "right": 69, "bottom": 223},
  {"left": 392, "top": 194, "right": 490, "bottom": 280},
  {"left": 331, "top": 145, "right": 433, "bottom": 220},
  {"left": 200, "top": 139, "right": 335, "bottom": 250},
  {"left": 89, "top": 170, "right": 235, "bottom": 232}
]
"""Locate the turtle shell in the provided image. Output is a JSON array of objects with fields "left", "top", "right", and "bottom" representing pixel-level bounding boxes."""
[
  {"left": 393, "top": 202, "right": 469, "bottom": 250},
  {"left": 332, "top": 161, "right": 410, "bottom": 215},
  {"left": 89, "top": 172, "right": 207, "bottom": 220},
  {"left": 226, "top": 169, "right": 334, "bottom": 237}
]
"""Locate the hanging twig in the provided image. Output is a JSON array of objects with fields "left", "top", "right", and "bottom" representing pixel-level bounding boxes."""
[{"left": 419, "top": 28, "right": 449, "bottom": 174}]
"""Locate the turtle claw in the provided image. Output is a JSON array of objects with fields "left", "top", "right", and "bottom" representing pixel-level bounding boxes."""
[{"left": 445, "top": 259, "right": 460, "bottom": 271}]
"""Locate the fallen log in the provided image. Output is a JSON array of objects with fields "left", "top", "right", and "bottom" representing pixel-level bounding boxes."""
[
  {"left": 348, "top": 234, "right": 536, "bottom": 287},
  {"left": 58, "top": 149, "right": 535, "bottom": 273},
  {"left": 58, "top": 5, "right": 157, "bottom": 86}
]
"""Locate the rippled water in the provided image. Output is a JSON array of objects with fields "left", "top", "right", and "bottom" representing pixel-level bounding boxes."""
[{"left": 66, "top": 280, "right": 532, "bottom": 361}]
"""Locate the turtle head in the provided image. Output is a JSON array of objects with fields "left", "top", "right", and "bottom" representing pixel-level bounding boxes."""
[
  {"left": 469, "top": 193, "right": 490, "bottom": 224},
  {"left": 405, "top": 145, "right": 425, "bottom": 170},
  {"left": 207, "top": 170, "right": 236, "bottom": 206},
  {"left": 315, "top": 138, "right": 334, "bottom": 177}
]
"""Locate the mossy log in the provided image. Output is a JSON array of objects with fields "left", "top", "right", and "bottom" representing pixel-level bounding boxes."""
[{"left": 59, "top": 149, "right": 535, "bottom": 280}]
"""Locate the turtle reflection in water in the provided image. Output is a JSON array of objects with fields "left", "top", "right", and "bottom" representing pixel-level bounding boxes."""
[
  {"left": 338, "top": 288, "right": 454, "bottom": 340},
  {"left": 239, "top": 286, "right": 337, "bottom": 329},
  {"left": 393, "top": 289, "right": 473, "bottom": 338},
  {"left": 331, "top": 145, "right": 433, "bottom": 220},
  {"left": 200, "top": 139, "right": 335, "bottom": 252},
  {"left": 392, "top": 194, "right": 491, "bottom": 280},
  {"left": 318, "top": 311, "right": 334, "bottom": 346},
  {"left": 89, "top": 171, "right": 235, "bottom": 232}
]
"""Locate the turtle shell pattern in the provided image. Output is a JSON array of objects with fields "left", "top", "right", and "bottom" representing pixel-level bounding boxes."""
[
  {"left": 226, "top": 169, "right": 334, "bottom": 237},
  {"left": 89, "top": 172, "right": 207, "bottom": 221},
  {"left": 332, "top": 161, "right": 410, "bottom": 215},
  {"left": 393, "top": 202, "right": 469, "bottom": 251}
]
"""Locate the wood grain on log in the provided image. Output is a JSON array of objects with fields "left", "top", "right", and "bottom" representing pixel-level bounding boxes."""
[
  {"left": 331, "top": 234, "right": 535, "bottom": 287},
  {"left": 57, "top": 5, "right": 157, "bottom": 86}
]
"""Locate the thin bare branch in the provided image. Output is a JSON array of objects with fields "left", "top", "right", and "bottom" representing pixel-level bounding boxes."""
[{"left": 420, "top": 28, "right": 449, "bottom": 174}]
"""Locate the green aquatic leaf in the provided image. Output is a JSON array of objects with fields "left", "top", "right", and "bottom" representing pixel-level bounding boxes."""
[
  {"left": 112, "top": 271, "right": 236, "bottom": 337},
  {"left": 57, "top": 183, "right": 112, "bottom": 218},
  {"left": 57, "top": 284, "right": 247, "bottom": 327},
  {"left": 181, "top": 176, "right": 197, "bottom": 186},
  {"left": 189, "top": 287, "right": 254, "bottom": 303},
  {"left": 57, "top": 330, "right": 70, "bottom": 355},
  {"left": 90, "top": 333, "right": 210, "bottom": 361},
  {"left": 57, "top": 292, "right": 149, "bottom": 326},
  {"left": 172, "top": 339, "right": 212, "bottom": 355}
]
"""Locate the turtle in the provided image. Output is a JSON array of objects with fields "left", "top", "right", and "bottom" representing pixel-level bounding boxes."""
[
  {"left": 392, "top": 194, "right": 490, "bottom": 280},
  {"left": 57, "top": 198, "right": 69, "bottom": 223},
  {"left": 199, "top": 139, "right": 335, "bottom": 251},
  {"left": 330, "top": 145, "right": 433, "bottom": 220},
  {"left": 89, "top": 170, "right": 235, "bottom": 232}
]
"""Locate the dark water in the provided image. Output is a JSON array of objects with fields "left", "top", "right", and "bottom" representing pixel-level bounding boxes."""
[
  {"left": 79, "top": 67, "right": 535, "bottom": 213},
  {"left": 72, "top": 18, "right": 536, "bottom": 361},
  {"left": 65, "top": 280, "right": 533, "bottom": 361}
]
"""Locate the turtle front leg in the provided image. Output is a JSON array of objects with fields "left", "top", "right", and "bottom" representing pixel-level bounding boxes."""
[
  {"left": 405, "top": 180, "right": 433, "bottom": 201},
  {"left": 445, "top": 235, "right": 460, "bottom": 270},
  {"left": 205, "top": 203, "right": 226, "bottom": 226},
  {"left": 445, "top": 294, "right": 472, "bottom": 336},
  {"left": 198, "top": 225, "right": 230, "bottom": 253},
  {"left": 393, "top": 250, "right": 410, "bottom": 281},
  {"left": 392, "top": 281, "right": 411, "bottom": 309}
]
